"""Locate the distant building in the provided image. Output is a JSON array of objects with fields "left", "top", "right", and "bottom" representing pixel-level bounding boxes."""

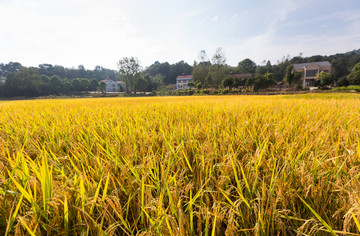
[
  {"left": 293, "top": 61, "right": 331, "bottom": 88},
  {"left": 175, "top": 75, "right": 193, "bottom": 89},
  {"left": 100, "top": 79, "right": 126, "bottom": 92}
]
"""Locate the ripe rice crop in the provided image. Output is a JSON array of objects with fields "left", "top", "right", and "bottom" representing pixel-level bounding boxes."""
[{"left": 1, "top": 94, "right": 360, "bottom": 235}]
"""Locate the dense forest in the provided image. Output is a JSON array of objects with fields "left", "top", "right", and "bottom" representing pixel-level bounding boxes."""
[{"left": 0, "top": 48, "right": 360, "bottom": 98}]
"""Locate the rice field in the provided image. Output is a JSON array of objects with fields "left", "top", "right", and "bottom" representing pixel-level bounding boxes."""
[{"left": 1, "top": 94, "right": 360, "bottom": 235}]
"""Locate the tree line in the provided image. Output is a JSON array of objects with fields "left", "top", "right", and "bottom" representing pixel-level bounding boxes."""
[
  {"left": 1, "top": 48, "right": 360, "bottom": 97},
  {"left": 0, "top": 63, "right": 115, "bottom": 97},
  {"left": 117, "top": 48, "right": 360, "bottom": 93}
]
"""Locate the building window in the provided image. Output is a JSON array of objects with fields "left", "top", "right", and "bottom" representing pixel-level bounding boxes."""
[{"left": 306, "top": 70, "right": 318, "bottom": 77}]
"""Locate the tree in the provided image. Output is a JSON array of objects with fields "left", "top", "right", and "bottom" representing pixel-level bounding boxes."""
[
  {"left": 222, "top": 76, "right": 234, "bottom": 88},
  {"left": 0, "top": 83, "right": 5, "bottom": 98},
  {"left": 264, "top": 72, "right": 276, "bottom": 87},
  {"left": 197, "top": 50, "right": 210, "bottom": 63},
  {"left": 238, "top": 59, "right": 256, "bottom": 74},
  {"left": 212, "top": 47, "right": 226, "bottom": 65},
  {"left": 71, "top": 79, "right": 81, "bottom": 91},
  {"left": 89, "top": 78, "right": 99, "bottom": 91},
  {"left": 63, "top": 81, "right": 73, "bottom": 92},
  {"left": 284, "top": 64, "right": 302, "bottom": 89},
  {"left": 5, "top": 67, "right": 41, "bottom": 97},
  {"left": 192, "top": 61, "right": 210, "bottom": 87},
  {"left": 39, "top": 75, "right": 51, "bottom": 95},
  {"left": 99, "top": 81, "right": 106, "bottom": 93},
  {"left": 331, "top": 58, "right": 348, "bottom": 79},
  {"left": 146, "top": 61, "right": 170, "bottom": 82},
  {"left": 78, "top": 65, "right": 87, "bottom": 78},
  {"left": 347, "top": 62, "right": 360, "bottom": 85},
  {"left": 337, "top": 77, "right": 349, "bottom": 87},
  {"left": 255, "top": 60, "right": 272, "bottom": 75},
  {"left": 40, "top": 75, "right": 50, "bottom": 83},
  {"left": 315, "top": 71, "right": 334, "bottom": 87},
  {"left": 255, "top": 66, "right": 268, "bottom": 75},
  {"left": 252, "top": 72, "right": 275, "bottom": 91},
  {"left": 50, "top": 75, "right": 63, "bottom": 94},
  {"left": 210, "top": 47, "right": 227, "bottom": 88},
  {"left": 145, "top": 74, "right": 165, "bottom": 91},
  {"left": 136, "top": 77, "right": 149, "bottom": 91},
  {"left": 284, "top": 65, "right": 294, "bottom": 84},
  {"left": 117, "top": 57, "right": 142, "bottom": 92},
  {"left": 0, "top": 62, "right": 22, "bottom": 75},
  {"left": 245, "top": 76, "right": 255, "bottom": 87},
  {"left": 253, "top": 74, "right": 266, "bottom": 91},
  {"left": 80, "top": 78, "right": 90, "bottom": 91},
  {"left": 284, "top": 65, "right": 300, "bottom": 84},
  {"left": 293, "top": 71, "right": 302, "bottom": 85},
  {"left": 196, "top": 82, "right": 203, "bottom": 90}
]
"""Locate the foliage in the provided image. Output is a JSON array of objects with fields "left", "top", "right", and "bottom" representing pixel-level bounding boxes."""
[
  {"left": 187, "top": 82, "right": 195, "bottom": 88},
  {"left": 211, "top": 47, "right": 226, "bottom": 65},
  {"left": 293, "top": 71, "right": 302, "bottom": 84},
  {"left": 89, "top": 78, "right": 99, "bottom": 91},
  {"left": 99, "top": 81, "right": 106, "bottom": 93},
  {"left": 284, "top": 64, "right": 294, "bottom": 84},
  {"left": 140, "top": 73, "right": 165, "bottom": 92},
  {"left": 315, "top": 71, "right": 334, "bottom": 87},
  {"left": 222, "top": 76, "right": 234, "bottom": 88},
  {"left": 145, "top": 61, "right": 170, "bottom": 83},
  {"left": 237, "top": 58, "right": 256, "bottom": 74},
  {"left": 117, "top": 57, "right": 142, "bottom": 92},
  {"left": 284, "top": 64, "right": 302, "bottom": 87},
  {"left": 252, "top": 72, "right": 276, "bottom": 91},
  {"left": 71, "top": 79, "right": 81, "bottom": 91},
  {"left": 4, "top": 67, "right": 42, "bottom": 97},
  {"left": 144, "top": 60, "right": 192, "bottom": 85},
  {"left": 192, "top": 61, "right": 211, "bottom": 87},
  {"left": 195, "top": 82, "right": 202, "bottom": 90},
  {"left": 208, "top": 47, "right": 227, "bottom": 88},
  {"left": 347, "top": 62, "right": 360, "bottom": 85},
  {"left": 332, "top": 85, "right": 360, "bottom": 91},
  {"left": 337, "top": 77, "right": 349, "bottom": 87},
  {"left": 80, "top": 78, "right": 90, "bottom": 91}
]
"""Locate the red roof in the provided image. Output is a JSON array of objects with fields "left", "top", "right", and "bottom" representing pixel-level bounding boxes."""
[{"left": 176, "top": 75, "right": 192, "bottom": 79}]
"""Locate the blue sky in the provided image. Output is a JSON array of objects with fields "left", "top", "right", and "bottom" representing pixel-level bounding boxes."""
[{"left": 0, "top": 0, "right": 359, "bottom": 69}]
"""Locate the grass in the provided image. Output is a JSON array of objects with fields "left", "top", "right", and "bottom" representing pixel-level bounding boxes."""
[
  {"left": 332, "top": 85, "right": 360, "bottom": 92},
  {"left": 0, "top": 94, "right": 360, "bottom": 235}
]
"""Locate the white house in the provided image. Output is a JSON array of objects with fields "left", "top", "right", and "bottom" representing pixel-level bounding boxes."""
[
  {"left": 175, "top": 75, "right": 193, "bottom": 89},
  {"left": 293, "top": 61, "right": 332, "bottom": 88},
  {"left": 100, "top": 79, "right": 126, "bottom": 92}
]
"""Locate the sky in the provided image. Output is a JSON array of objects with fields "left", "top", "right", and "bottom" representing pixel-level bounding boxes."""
[{"left": 0, "top": 0, "right": 360, "bottom": 70}]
